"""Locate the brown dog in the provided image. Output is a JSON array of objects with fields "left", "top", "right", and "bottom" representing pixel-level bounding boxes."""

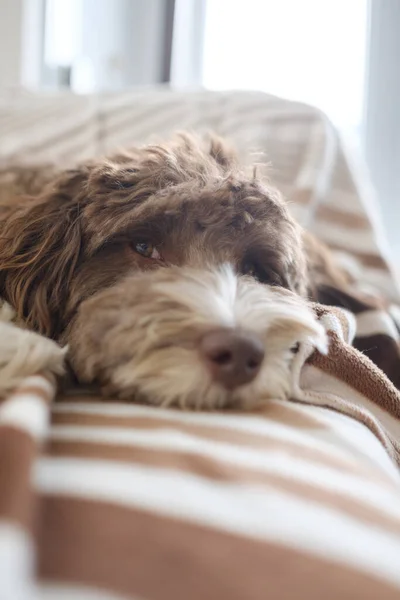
[{"left": 0, "top": 135, "right": 341, "bottom": 407}]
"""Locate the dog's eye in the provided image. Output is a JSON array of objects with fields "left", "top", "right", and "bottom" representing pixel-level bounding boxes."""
[
  {"left": 132, "top": 241, "right": 161, "bottom": 260},
  {"left": 243, "top": 263, "right": 258, "bottom": 278},
  {"left": 242, "top": 262, "right": 266, "bottom": 282},
  {"left": 242, "top": 261, "right": 277, "bottom": 285}
]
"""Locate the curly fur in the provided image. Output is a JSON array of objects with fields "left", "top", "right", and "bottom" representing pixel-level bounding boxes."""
[
  {"left": 0, "top": 135, "right": 310, "bottom": 336},
  {"left": 67, "top": 265, "right": 327, "bottom": 409},
  {"left": 0, "top": 133, "right": 342, "bottom": 405}
]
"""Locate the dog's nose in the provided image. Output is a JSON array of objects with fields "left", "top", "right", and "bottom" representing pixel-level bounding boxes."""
[{"left": 200, "top": 329, "right": 264, "bottom": 389}]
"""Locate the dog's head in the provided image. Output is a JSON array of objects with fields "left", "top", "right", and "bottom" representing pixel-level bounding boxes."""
[
  {"left": 0, "top": 134, "right": 308, "bottom": 339},
  {"left": 68, "top": 266, "right": 326, "bottom": 409}
]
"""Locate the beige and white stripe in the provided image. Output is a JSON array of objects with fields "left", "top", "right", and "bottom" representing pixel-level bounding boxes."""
[
  {"left": 32, "top": 393, "right": 400, "bottom": 600},
  {"left": 1, "top": 305, "right": 400, "bottom": 599}
]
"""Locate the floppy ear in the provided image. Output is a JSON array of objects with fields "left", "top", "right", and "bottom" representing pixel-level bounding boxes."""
[
  {"left": 302, "top": 230, "right": 352, "bottom": 300},
  {"left": 0, "top": 169, "right": 87, "bottom": 338}
]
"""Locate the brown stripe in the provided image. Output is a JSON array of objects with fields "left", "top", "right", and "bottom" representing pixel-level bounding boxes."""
[
  {"left": 328, "top": 245, "right": 389, "bottom": 270},
  {"left": 45, "top": 439, "right": 400, "bottom": 533},
  {"left": 37, "top": 497, "right": 400, "bottom": 600},
  {"left": 53, "top": 398, "right": 326, "bottom": 430},
  {"left": 0, "top": 426, "right": 36, "bottom": 529},
  {"left": 49, "top": 411, "right": 375, "bottom": 478},
  {"left": 315, "top": 205, "right": 370, "bottom": 229}
]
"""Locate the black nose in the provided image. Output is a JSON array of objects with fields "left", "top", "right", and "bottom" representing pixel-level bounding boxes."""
[{"left": 200, "top": 329, "right": 265, "bottom": 389}]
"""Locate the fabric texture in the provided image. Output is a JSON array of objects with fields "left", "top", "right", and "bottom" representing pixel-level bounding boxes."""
[
  {"left": 1, "top": 87, "right": 400, "bottom": 599},
  {"left": 2, "top": 304, "right": 400, "bottom": 599}
]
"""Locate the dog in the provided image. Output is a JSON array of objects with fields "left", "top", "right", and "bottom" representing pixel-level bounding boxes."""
[
  {"left": 67, "top": 266, "right": 327, "bottom": 409},
  {"left": 0, "top": 134, "right": 339, "bottom": 408}
]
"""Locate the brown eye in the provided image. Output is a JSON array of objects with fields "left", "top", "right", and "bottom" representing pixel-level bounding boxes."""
[
  {"left": 244, "top": 263, "right": 256, "bottom": 277},
  {"left": 243, "top": 262, "right": 262, "bottom": 280},
  {"left": 242, "top": 261, "right": 278, "bottom": 285},
  {"left": 133, "top": 241, "right": 161, "bottom": 260}
]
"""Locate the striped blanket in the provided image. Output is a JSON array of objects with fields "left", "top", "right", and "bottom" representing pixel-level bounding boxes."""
[
  {"left": 1, "top": 88, "right": 400, "bottom": 598},
  {"left": 2, "top": 298, "right": 400, "bottom": 600}
]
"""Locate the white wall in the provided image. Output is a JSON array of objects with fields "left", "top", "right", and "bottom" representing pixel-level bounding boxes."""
[
  {"left": 0, "top": 0, "right": 24, "bottom": 86},
  {"left": 0, "top": 0, "right": 44, "bottom": 88}
]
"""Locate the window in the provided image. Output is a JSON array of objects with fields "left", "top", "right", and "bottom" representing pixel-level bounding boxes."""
[{"left": 202, "top": 0, "right": 368, "bottom": 133}]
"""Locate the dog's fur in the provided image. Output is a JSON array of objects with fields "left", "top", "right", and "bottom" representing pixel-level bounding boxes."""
[
  {"left": 0, "top": 134, "right": 342, "bottom": 407},
  {"left": 67, "top": 266, "right": 326, "bottom": 409}
]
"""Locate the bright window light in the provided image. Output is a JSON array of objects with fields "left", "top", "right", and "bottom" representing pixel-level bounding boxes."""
[
  {"left": 44, "top": 0, "right": 83, "bottom": 67},
  {"left": 202, "top": 0, "right": 368, "bottom": 130}
]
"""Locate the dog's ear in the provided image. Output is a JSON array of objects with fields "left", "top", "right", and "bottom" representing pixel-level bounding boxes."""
[
  {"left": 302, "top": 230, "right": 352, "bottom": 300},
  {"left": 208, "top": 135, "right": 238, "bottom": 170},
  {"left": 284, "top": 256, "right": 310, "bottom": 298},
  {"left": 0, "top": 168, "right": 88, "bottom": 338}
]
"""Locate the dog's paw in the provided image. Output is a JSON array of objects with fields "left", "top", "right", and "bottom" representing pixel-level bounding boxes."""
[{"left": 0, "top": 318, "right": 66, "bottom": 398}]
